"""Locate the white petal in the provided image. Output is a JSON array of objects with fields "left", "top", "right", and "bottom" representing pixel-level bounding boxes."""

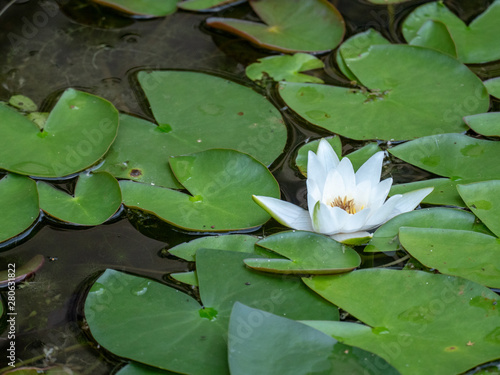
[
  {"left": 311, "top": 202, "right": 344, "bottom": 234},
  {"left": 335, "top": 157, "right": 356, "bottom": 194},
  {"left": 331, "top": 231, "right": 372, "bottom": 243},
  {"left": 252, "top": 195, "right": 313, "bottom": 231},
  {"left": 342, "top": 208, "right": 371, "bottom": 232},
  {"left": 368, "top": 178, "right": 393, "bottom": 210},
  {"left": 387, "top": 187, "right": 434, "bottom": 220},
  {"left": 352, "top": 179, "right": 372, "bottom": 210},
  {"left": 307, "top": 151, "right": 326, "bottom": 188},
  {"left": 316, "top": 138, "right": 340, "bottom": 171},
  {"left": 355, "top": 151, "right": 384, "bottom": 186},
  {"left": 364, "top": 195, "right": 403, "bottom": 229},
  {"left": 322, "top": 168, "right": 346, "bottom": 203}
]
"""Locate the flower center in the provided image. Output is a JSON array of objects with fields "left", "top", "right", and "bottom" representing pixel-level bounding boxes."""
[{"left": 329, "top": 196, "right": 357, "bottom": 214}]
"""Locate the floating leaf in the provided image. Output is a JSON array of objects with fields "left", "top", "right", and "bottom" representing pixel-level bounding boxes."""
[
  {"left": 245, "top": 231, "right": 360, "bottom": 274},
  {"left": 484, "top": 77, "right": 500, "bottom": 100},
  {"left": 116, "top": 363, "right": 177, "bottom": 375},
  {"left": 85, "top": 250, "right": 338, "bottom": 374},
  {"left": 169, "top": 234, "right": 260, "bottom": 261},
  {"left": 206, "top": 0, "right": 345, "bottom": 53},
  {"left": 120, "top": 149, "right": 280, "bottom": 232},
  {"left": 170, "top": 271, "right": 199, "bottom": 286},
  {"left": 91, "top": 0, "right": 178, "bottom": 17},
  {"left": 365, "top": 207, "right": 491, "bottom": 253},
  {"left": 303, "top": 269, "right": 500, "bottom": 375},
  {"left": 389, "top": 134, "right": 500, "bottom": 179},
  {"left": 336, "top": 29, "right": 390, "bottom": 82},
  {"left": 457, "top": 180, "right": 500, "bottom": 237},
  {"left": 37, "top": 172, "right": 122, "bottom": 226},
  {"left": 0, "top": 254, "right": 44, "bottom": 287},
  {"left": 390, "top": 178, "right": 466, "bottom": 207},
  {"left": 0, "top": 89, "right": 119, "bottom": 178},
  {"left": 402, "top": 0, "right": 500, "bottom": 64},
  {"left": 0, "top": 174, "right": 39, "bottom": 244},
  {"left": 246, "top": 53, "right": 324, "bottom": 84},
  {"left": 101, "top": 71, "right": 287, "bottom": 189},
  {"left": 399, "top": 228, "right": 500, "bottom": 288},
  {"left": 464, "top": 112, "right": 500, "bottom": 137},
  {"left": 228, "top": 303, "right": 397, "bottom": 375},
  {"left": 367, "top": 0, "right": 412, "bottom": 3},
  {"left": 279, "top": 45, "right": 488, "bottom": 140},
  {"left": 178, "top": 0, "right": 246, "bottom": 12},
  {"left": 3, "top": 366, "right": 81, "bottom": 375},
  {"left": 408, "top": 20, "right": 457, "bottom": 58},
  {"left": 8, "top": 94, "right": 37, "bottom": 112}
]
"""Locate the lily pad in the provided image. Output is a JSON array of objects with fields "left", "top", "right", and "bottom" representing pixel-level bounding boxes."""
[
  {"left": 91, "top": 0, "right": 178, "bottom": 17},
  {"left": 120, "top": 149, "right": 280, "bottom": 232},
  {"left": 279, "top": 45, "right": 488, "bottom": 140},
  {"left": 464, "top": 112, "right": 500, "bottom": 137},
  {"left": 170, "top": 271, "right": 199, "bottom": 286},
  {"left": 37, "top": 172, "right": 122, "bottom": 226},
  {"left": 0, "top": 254, "right": 44, "bottom": 287},
  {"left": 228, "top": 303, "right": 398, "bottom": 375},
  {"left": 389, "top": 134, "right": 500, "bottom": 179},
  {"left": 457, "top": 180, "right": 500, "bottom": 237},
  {"left": 0, "top": 89, "right": 119, "bottom": 178},
  {"left": 399, "top": 228, "right": 500, "bottom": 288},
  {"left": 206, "top": 0, "right": 345, "bottom": 53},
  {"left": 367, "top": 0, "right": 412, "bottom": 3},
  {"left": 104, "top": 71, "right": 287, "bottom": 189},
  {"left": 178, "top": 0, "right": 245, "bottom": 12},
  {"left": 402, "top": 0, "right": 500, "bottom": 64},
  {"left": 0, "top": 174, "right": 39, "bottom": 244},
  {"left": 246, "top": 53, "right": 324, "bottom": 84},
  {"left": 336, "top": 29, "right": 390, "bottom": 82},
  {"left": 390, "top": 178, "right": 467, "bottom": 207},
  {"left": 295, "top": 137, "right": 380, "bottom": 176},
  {"left": 245, "top": 231, "right": 361, "bottom": 274},
  {"left": 365, "top": 207, "right": 491, "bottom": 253},
  {"left": 303, "top": 269, "right": 500, "bottom": 375},
  {"left": 116, "top": 363, "right": 177, "bottom": 375},
  {"left": 85, "top": 250, "right": 338, "bottom": 374},
  {"left": 484, "top": 77, "right": 500, "bottom": 100},
  {"left": 408, "top": 20, "right": 457, "bottom": 58},
  {"left": 8, "top": 94, "right": 37, "bottom": 112},
  {"left": 169, "top": 234, "right": 260, "bottom": 261}
]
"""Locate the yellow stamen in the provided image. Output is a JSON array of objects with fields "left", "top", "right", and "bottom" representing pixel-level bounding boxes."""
[{"left": 329, "top": 196, "right": 357, "bottom": 214}]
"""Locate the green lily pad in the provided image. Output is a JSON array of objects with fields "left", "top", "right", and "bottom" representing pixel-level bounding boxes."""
[
  {"left": 245, "top": 231, "right": 361, "bottom": 274},
  {"left": 8, "top": 94, "right": 37, "bottom": 112},
  {"left": 279, "top": 45, "right": 488, "bottom": 140},
  {"left": 116, "top": 363, "right": 176, "bottom": 375},
  {"left": 365, "top": 207, "right": 491, "bottom": 253},
  {"left": 0, "top": 89, "right": 119, "bottom": 178},
  {"left": 170, "top": 271, "right": 199, "bottom": 286},
  {"left": 120, "top": 149, "right": 280, "bottom": 232},
  {"left": 206, "top": 0, "right": 345, "bottom": 53},
  {"left": 303, "top": 269, "right": 500, "bottom": 375},
  {"left": 408, "top": 20, "right": 457, "bottom": 58},
  {"left": 457, "top": 180, "right": 500, "bottom": 237},
  {"left": 399, "top": 227, "right": 500, "bottom": 288},
  {"left": 367, "top": 0, "right": 412, "bottom": 3},
  {"left": 295, "top": 137, "right": 380, "bottom": 176},
  {"left": 103, "top": 71, "right": 287, "bottom": 189},
  {"left": 26, "top": 112, "right": 49, "bottom": 131},
  {"left": 37, "top": 172, "right": 121, "bottom": 226},
  {"left": 3, "top": 366, "right": 81, "bottom": 375},
  {"left": 336, "top": 29, "right": 390, "bottom": 82},
  {"left": 169, "top": 234, "right": 260, "bottom": 261},
  {"left": 85, "top": 250, "right": 338, "bottom": 375},
  {"left": 228, "top": 303, "right": 398, "bottom": 375},
  {"left": 91, "top": 0, "right": 178, "bottom": 17},
  {"left": 390, "top": 178, "right": 468, "bottom": 207},
  {"left": 0, "top": 174, "right": 39, "bottom": 244},
  {"left": 177, "top": 0, "right": 245, "bottom": 12},
  {"left": 402, "top": 0, "right": 500, "bottom": 64},
  {"left": 389, "top": 134, "right": 500, "bottom": 179},
  {"left": 464, "top": 112, "right": 500, "bottom": 137},
  {"left": 484, "top": 77, "right": 500, "bottom": 100},
  {"left": 246, "top": 53, "right": 324, "bottom": 84},
  {"left": 0, "top": 254, "right": 44, "bottom": 287}
]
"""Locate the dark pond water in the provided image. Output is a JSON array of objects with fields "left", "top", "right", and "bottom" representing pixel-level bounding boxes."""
[{"left": 0, "top": 0, "right": 499, "bottom": 373}]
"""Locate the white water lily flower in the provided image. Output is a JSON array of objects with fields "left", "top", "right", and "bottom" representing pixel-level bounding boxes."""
[{"left": 253, "top": 139, "right": 433, "bottom": 242}]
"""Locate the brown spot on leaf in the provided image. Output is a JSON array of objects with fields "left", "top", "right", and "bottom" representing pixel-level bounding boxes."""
[{"left": 130, "top": 169, "right": 142, "bottom": 177}]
